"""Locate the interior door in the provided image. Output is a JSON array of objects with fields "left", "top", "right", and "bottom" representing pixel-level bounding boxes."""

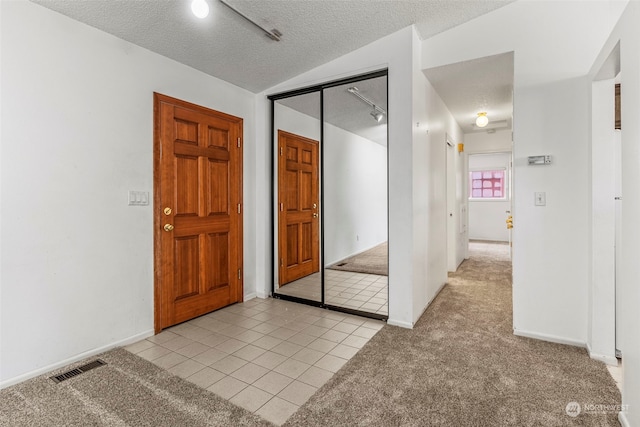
[
  {"left": 278, "top": 130, "right": 319, "bottom": 285},
  {"left": 154, "top": 93, "right": 243, "bottom": 332}
]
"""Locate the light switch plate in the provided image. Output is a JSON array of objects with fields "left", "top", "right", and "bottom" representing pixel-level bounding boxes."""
[
  {"left": 128, "top": 190, "right": 149, "bottom": 206},
  {"left": 535, "top": 192, "right": 546, "bottom": 206}
]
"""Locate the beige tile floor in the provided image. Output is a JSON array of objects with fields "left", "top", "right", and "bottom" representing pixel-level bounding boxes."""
[
  {"left": 125, "top": 298, "right": 384, "bottom": 425},
  {"left": 276, "top": 270, "right": 388, "bottom": 316}
]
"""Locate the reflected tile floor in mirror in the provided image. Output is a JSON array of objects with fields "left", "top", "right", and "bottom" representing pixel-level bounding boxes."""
[
  {"left": 325, "top": 270, "right": 388, "bottom": 315},
  {"left": 277, "top": 271, "right": 388, "bottom": 316},
  {"left": 276, "top": 272, "right": 321, "bottom": 301}
]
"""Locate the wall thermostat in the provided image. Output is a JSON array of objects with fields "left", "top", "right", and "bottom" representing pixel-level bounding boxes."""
[{"left": 528, "top": 155, "right": 551, "bottom": 165}]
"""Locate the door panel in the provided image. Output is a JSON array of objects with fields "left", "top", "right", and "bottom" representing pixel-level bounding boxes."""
[
  {"left": 154, "top": 93, "right": 243, "bottom": 332},
  {"left": 278, "top": 130, "right": 319, "bottom": 285}
]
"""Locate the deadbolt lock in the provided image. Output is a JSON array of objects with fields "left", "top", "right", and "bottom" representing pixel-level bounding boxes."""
[
  {"left": 164, "top": 207, "right": 172, "bottom": 215},
  {"left": 313, "top": 203, "right": 317, "bottom": 209},
  {"left": 164, "top": 224, "right": 174, "bottom": 232}
]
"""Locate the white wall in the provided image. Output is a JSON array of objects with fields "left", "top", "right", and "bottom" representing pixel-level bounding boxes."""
[
  {"left": 274, "top": 102, "right": 321, "bottom": 142},
  {"left": 468, "top": 152, "right": 511, "bottom": 242},
  {"left": 0, "top": 0, "right": 257, "bottom": 387},
  {"left": 589, "top": 2, "right": 640, "bottom": 424},
  {"left": 324, "top": 125, "right": 387, "bottom": 265},
  {"left": 422, "top": 0, "right": 626, "bottom": 347},
  {"left": 257, "top": 26, "right": 461, "bottom": 327},
  {"left": 465, "top": 128, "right": 512, "bottom": 153},
  {"left": 412, "top": 32, "right": 465, "bottom": 321}
]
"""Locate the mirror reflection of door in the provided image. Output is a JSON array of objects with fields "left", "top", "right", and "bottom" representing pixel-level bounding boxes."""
[
  {"left": 273, "top": 92, "right": 322, "bottom": 302},
  {"left": 278, "top": 130, "right": 320, "bottom": 285},
  {"left": 323, "top": 76, "right": 388, "bottom": 316}
]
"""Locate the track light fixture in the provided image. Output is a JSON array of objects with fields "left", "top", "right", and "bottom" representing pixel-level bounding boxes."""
[
  {"left": 347, "top": 87, "right": 386, "bottom": 123},
  {"left": 218, "top": 0, "right": 282, "bottom": 41},
  {"left": 370, "top": 109, "right": 383, "bottom": 123}
]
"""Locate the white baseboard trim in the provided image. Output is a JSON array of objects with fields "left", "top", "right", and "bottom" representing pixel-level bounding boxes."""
[
  {"left": 256, "top": 290, "right": 269, "bottom": 299},
  {"left": 387, "top": 281, "right": 447, "bottom": 330},
  {"left": 513, "top": 329, "right": 586, "bottom": 348},
  {"left": 387, "top": 318, "right": 413, "bottom": 329},
  {"left": 618, "top": 411, "right": 630, "bottom": 427},
  {"left": 0, "top": 329, "right": 154, "bottom": 390},
  {"left": 243, "top": 292, "right": 257, "bottom": 301},
  {"left": 586, "top": 343, "right": 619, "bottom": 366}
]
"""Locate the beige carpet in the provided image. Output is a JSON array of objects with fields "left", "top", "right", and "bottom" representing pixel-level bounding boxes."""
[
  {"left": 327, "top": 242, "right": 388, "bottom": 276},
  {"left": 0, "top": 243, "right": 621, "bottom": 426},
  {"left": 285, "top": 242, "right": 621, "bottom": 426},
  {"left": 0, "top": 348, "right": 270, "bottom": 427}
]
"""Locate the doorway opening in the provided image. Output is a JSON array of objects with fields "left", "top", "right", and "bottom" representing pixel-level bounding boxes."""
[
  {"left": 589, "top": 40, "right": 621, "bottom": 368},
  {"left": 467, "top": 151, "right": 512, "bottom": 249}
]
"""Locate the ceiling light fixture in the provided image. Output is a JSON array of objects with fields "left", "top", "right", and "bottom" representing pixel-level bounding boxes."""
[
  {"left": 475, "top": 112, "right": 489, "bottom": 128},
  {"left": 347, "top": 87, "right": 386, "bottom": 123},
  {"left": 218, "top": 0, "right": 282, "bottom": 41},
  {"left": 191, "top": 0, "right": 210, "bottom": 19}
]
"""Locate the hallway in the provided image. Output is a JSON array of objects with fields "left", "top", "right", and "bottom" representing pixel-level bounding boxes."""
[{"left": 286, "top": 241, "right": 623, "bottom": 425}]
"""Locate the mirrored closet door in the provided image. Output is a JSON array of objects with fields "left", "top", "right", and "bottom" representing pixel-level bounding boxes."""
[
  {"left": 270, "top": 71, "right": 388, "bottom": 319},
  {"left": 322, "top": 76, "right": 388, "bottom": 316},
  {"left": 272, "top": 91, "right": 322, "bottom": 302}
]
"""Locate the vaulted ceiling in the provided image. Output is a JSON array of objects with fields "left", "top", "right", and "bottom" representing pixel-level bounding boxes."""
[{"left": 30, "top": 0, "right": 514, "bottom": 93}]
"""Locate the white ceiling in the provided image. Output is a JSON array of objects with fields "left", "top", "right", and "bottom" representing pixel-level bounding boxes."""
[
  {"left": 30, "top": 0, "right": 514, "bottom": 93},
  {"left": 278, "top": 76, "right": 388, "bottom": 146},
  {"left": 423, "top": 52, "right": 514, "bottom": 134}
]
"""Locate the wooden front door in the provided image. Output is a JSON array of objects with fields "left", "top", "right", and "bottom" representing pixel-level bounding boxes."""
[
  {"left": 154, "top": 93, "right": 242, "bottom": 332},
  {"left": 278, "top": 130, "right": 319, "bottom": 285}
]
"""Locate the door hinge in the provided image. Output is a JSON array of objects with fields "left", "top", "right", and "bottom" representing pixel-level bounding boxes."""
[
  {"left": 280, "top": 258, "right": 283, "bottom": 267},
  {"left": 238, "top": 268, "right": 241, "bottom": 280},
  {"left": 237, "top": 203, "right": 241, "bottom": 214},
  {"left": 237, "top": 138, "right": 241, "bottom": 148},
  {"left": 280, "top": 147, "right": 283, "bottom": 156},
  {"left": 280, "top": 203, "right": 283, "bottom": 211}
]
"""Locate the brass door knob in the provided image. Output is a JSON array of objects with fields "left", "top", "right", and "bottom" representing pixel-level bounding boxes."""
[
  {"left": 313, "top": 213, "right": 318, "bottom": 218},
  {"left": 164, "top": 224, "right": 174, "bottom": 232},
  {"left": 164, "top": 207, "right": 172, "bottom": 215}
]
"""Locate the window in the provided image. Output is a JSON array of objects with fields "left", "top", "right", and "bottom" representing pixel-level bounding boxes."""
[{"left": 469, "top": 169, "right": 505, "bottom": 199}]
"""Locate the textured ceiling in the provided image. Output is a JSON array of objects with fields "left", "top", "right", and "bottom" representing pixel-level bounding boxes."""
[
  {"left": 278, "top": 76, "right": 388, "bottom": 146},
  {"left": 30, "top": 0, "right": 514, "bottom": 93},
  {"left": 423, "top": 52, "right": 514, "bottom": 134}
]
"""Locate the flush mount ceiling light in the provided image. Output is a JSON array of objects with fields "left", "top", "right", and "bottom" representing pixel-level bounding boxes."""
[
  {"left": 347, "top": 87, "right": 386, "bottom": 123},
  {"left": 218, "top": 0, "right": 282, "bottom": 41},
  {"left": 191, "top": 0, "right": 209, "bottom": 18},
  {"left": 475, "top": 112, "right": 489, "bottom": 128}
]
